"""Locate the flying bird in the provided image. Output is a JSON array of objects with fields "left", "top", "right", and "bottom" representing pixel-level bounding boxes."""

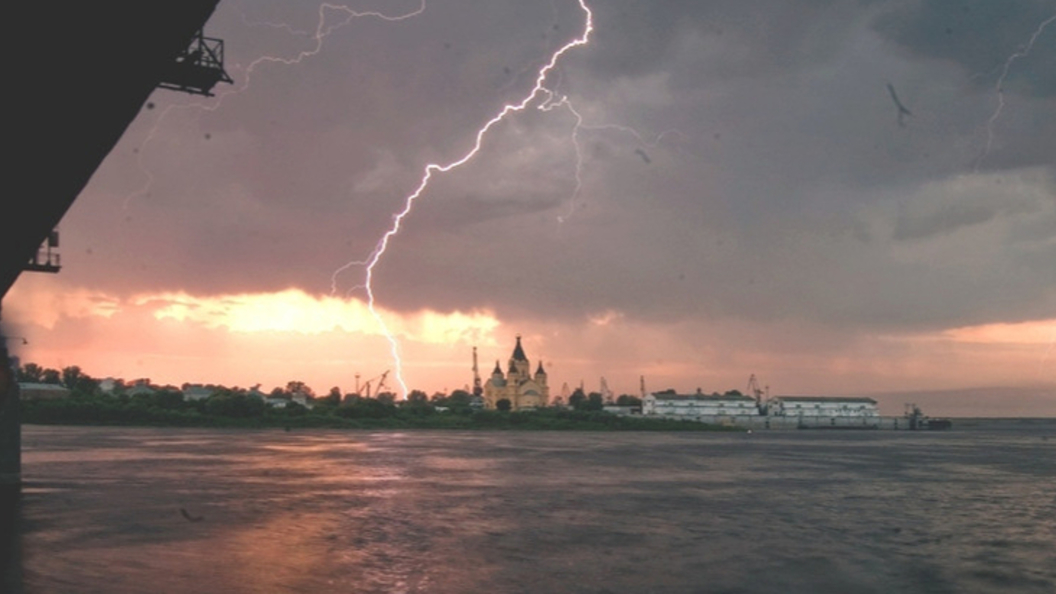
[
  {"left": 179, "top": 507, "right": 204, "bottom": 522},
  {"left": 886, "top": 83, "right": 912, "bottom": 127},
  {"left": 634, "top": 148, "right": 652, "bottom": 164}
]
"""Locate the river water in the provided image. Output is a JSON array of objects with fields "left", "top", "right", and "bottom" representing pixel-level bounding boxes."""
[{"left": 10, "top": 422, "right": 1056, "bottom": 593}]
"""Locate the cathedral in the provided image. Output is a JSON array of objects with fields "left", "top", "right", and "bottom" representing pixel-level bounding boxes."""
[{"left": 483, "top": 335, "right": 549, "bottom": 410}]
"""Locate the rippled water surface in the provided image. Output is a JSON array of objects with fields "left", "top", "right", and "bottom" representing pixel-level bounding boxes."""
[{"left": 12, "top": 422, "right": 1056, "bottom": 593}]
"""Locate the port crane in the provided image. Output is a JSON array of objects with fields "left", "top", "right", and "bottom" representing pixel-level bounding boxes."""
[
  {"left": 472, "top": 347, "right": 483, "bottom": 399},
  {"left": 747, "top": 374, "right": 769, "bottom": 413},
  {"left": 356, "top": 370, "right": 389, "bottom": 398},
  {"left": 600, "top": 377, "right": 614, "bottom": 404}
]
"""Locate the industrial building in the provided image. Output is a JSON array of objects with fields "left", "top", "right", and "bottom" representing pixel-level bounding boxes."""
[
  {"left": 642, "top": 389, "right": 758, "bottom": 419},
  {"left": 640, "top": 383, "right": 940, "bottom": 430},
  {"left": 769, "top": 396, "right": 880, "bottom": 418}
]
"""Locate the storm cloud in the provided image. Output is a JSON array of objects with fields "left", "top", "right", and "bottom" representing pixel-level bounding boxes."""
[{"left": 16, "top": 0, "right": 1054, "bottom": 398}]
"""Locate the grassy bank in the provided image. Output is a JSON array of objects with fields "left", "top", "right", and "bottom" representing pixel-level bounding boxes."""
[{"left": 20, "top": 394, "right": 741, "bottom": 432}]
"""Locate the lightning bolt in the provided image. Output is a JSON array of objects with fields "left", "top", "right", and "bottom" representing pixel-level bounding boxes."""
[
  {"left": 227, "top": 2, "right": 428, "bottom": 98},
  {"left": 124, "top": 2, "right": 428, "bottom": 209},
  {"left": 239, "top": 13, "right": 314, "bottom": 38},
  {"left": 334, "top": 0, "right": 595, "bottom": 398},
  {"left": 974, "top": 12, "right": 1055, "bottom": 171},
  {"left": 539, "top": 95, "right": 682, "bottom": 223}
]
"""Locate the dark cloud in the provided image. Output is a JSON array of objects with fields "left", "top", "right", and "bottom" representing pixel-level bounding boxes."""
[
  {"left": 49, "top": 0, "right": 1055, "bottom": 338},
  {"left": 873, "top": 0, "right": 1056, "bottom": 96}
]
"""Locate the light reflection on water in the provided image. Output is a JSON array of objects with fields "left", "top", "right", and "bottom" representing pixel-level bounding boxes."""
[{"left": 13, "top": 422, "right": 1056, "bottom": 594}]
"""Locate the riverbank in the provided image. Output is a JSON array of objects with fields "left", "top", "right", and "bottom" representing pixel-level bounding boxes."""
[{"left": 20, "top": 396, "right": 742, "bottom": 432}]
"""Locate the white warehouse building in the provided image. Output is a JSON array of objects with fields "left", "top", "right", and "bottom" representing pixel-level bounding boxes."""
[
  {"left": 643, "top": 389, "right": 759, "bottom": 419},
  {"left": 769, "top": 396, "right": 879, "bottom": 418}
]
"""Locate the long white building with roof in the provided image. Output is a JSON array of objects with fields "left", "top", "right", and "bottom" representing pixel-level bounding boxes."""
[
  {"left": 769, "top": 396, "right": 879, "bottom": 418},
  {"left": 643, "top": 389, "right": 759, "bottom": 419}
]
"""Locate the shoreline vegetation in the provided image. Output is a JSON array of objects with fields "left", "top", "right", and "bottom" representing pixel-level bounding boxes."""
[
  {"left": 13, "top": 362, "right": 742, "bottom": 432},
  {"left": 20, "top": 394, "right": 742, "bottom": 432}
]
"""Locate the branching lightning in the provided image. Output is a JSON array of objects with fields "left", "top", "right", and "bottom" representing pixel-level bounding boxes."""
[
  {"left": 539, "top": 95, "right": 682, "bottom": 223},
  {"left": 124, "top": 2, "right": 428, "bottom": 209},
  {"left": 333, "top": 0, "right": 596, "bottom": 398},
  {"left": 125, "top": 0, "right": 655, "bottom": 399},
  {"left": 228, "top": 2, "right": 427, "bottom": 98},
  {"left": 965, "top": 12, "right": 1056, "bottom": 381},
  {"left": 974, "top": 12, "right": 1055, "bottom": 171}
]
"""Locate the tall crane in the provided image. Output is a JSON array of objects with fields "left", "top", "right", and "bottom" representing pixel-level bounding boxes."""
[
  {"left": 374, "top": 371, "right": 389, "bottom": 397},
  {"left": 600, "top": 377, "right": 614, "bottom": 404},
  {"left": 472, "top": 346, "right": 483, "bottom": 399},
  {"left": 358, "top": 370, "right": 390, "bottom": 398},
  {"left": 747, "top": 374, "right": 769, "bottom": 413}
]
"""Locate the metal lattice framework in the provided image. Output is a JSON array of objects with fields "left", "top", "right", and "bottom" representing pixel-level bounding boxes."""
[{"left": 157, "top": 30, "right": 232, "bottom": 96}]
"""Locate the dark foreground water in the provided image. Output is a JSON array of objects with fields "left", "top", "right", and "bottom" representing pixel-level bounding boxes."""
[{"left": 10, "top": 421, "right": 1056, "bottom": 594}]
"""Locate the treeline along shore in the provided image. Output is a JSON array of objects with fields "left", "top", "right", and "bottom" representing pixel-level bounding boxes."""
[{"left": 14, "top": 362, "right": 741, "bottom": 432}]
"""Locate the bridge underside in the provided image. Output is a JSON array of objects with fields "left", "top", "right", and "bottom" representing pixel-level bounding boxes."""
[
  {"left": 2, "top": 0, "right": 222, "bottom": 299},
  {"left": 3, "top": 2, "right": 223, "bottom": 585}
]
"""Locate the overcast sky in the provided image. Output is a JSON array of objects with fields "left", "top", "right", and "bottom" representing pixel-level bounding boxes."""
[{"left": 7, "top": 0, "right": 1055, "bottom": 414}]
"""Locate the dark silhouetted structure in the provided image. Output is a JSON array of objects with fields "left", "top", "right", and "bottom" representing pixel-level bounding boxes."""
[
  {"left": 3, "top": 3, "right": 227, "bottom": 588},
  {"left": 159, "top": 30, "right": 234, "bottom": 96}
]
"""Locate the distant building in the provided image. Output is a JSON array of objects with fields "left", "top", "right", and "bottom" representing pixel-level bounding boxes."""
[
  {"left": 643, "top": 389, "right": 758, "bottom": 419},
  {"left": 602, "top": 405, "right": 640, "bottom": 416},
  {"left": 127, "top": 379, "right": 156, "bottom": 397},
  {"left": 483, "top": 336, "right": 549, "bottom": 410},
  {"left": 770, "top": 396, "right": 879, "bottom": 418},
  {"left": 182, "top": 384, "right": 215, "bottom": 401},
  {"left": 98, "top": 377, "right": 120, "bottom": 394},
  {"left": 18, "top": 382, "right": 70, "bottom": 401}
]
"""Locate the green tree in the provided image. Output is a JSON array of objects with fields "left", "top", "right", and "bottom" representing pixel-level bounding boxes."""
[
  {"left": 17, "top": 363, "right": 43, "bottom": 383},
  {"left": 150, "top": 388, "right": 186, "bottom": 410},
  {"left": 41, "top": 368, "right": 61, "bottom": 384},
  {"left": 616, "top": 394, "right": 642, "bottom": 406},
  {"left": 568, "top": 388, "right": 587, "bottom": 410},
  {"left": 280, "top": 400, "right": 308, "bottom": 416},
  {"left": 285, "top": 380, "right": 315, "bottom": 398},
  {"left": 205, "top": 391, "right": 265, "bottom": 418},
  {"left": 443, "top": 389, "right": 474, "bottom": 413},
  {"left": 62, "top": 366, "right": 99, "bottom": 396},
  {"left": 586, "top": 392, "right": 604, "bottom": 411},
  {"left": 61, "top": 366, "right": 82, "bottom": 388},
  {"left": 496, "top": 398, "right": 512, "bottom": 412},
  {"left": 335, "top": 397, "right": 396, "bottom": 419},
  {"left": 447, "top": 389, "right": 472, "bottom": 404},
  {"left": 400, "top": 390, "right": 433, "bottom": 416}
]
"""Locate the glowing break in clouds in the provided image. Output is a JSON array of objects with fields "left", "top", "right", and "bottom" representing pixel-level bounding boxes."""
[
  {"left": 332, "top": 0, "right": 596, "bottom": 398},
  {"left": 139, "top": 289, "right": 499, "bottom": 345}
]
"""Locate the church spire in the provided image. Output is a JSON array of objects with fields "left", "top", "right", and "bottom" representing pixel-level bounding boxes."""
[{"left": 512, "top": 334, "right": 527, "bottom": 362}]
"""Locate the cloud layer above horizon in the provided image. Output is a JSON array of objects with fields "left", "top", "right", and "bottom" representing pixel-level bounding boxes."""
[{"left": 7, "top": 0, "right": 1054, "bottom": 406}]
